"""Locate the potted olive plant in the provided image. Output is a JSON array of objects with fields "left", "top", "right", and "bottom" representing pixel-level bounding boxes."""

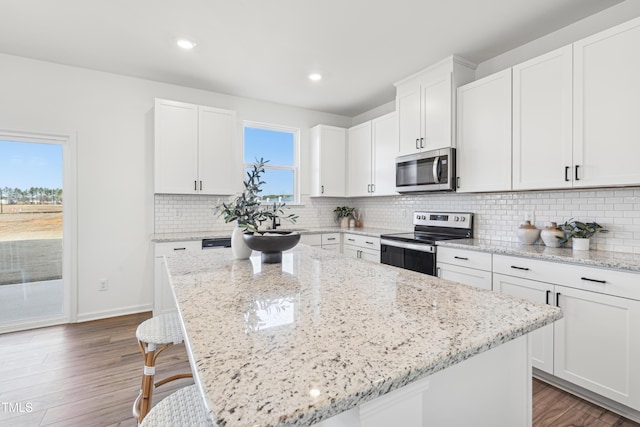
[
  {"left": 557, "top": 219, "right": 607, "bottom": 251},
  {"left": 216, "top": 158, "right": 298, "bottom": 259},
  {"left": 333, "top": 206, "right": 355, "bottom": 229}
]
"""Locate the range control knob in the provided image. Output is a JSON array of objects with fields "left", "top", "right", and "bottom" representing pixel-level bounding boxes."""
[
  {"left": 454, "top": 216, "right": 460, "bottom": 222},
  {"left": 460, "top": 217, "right": 466, "bottom": 222}
]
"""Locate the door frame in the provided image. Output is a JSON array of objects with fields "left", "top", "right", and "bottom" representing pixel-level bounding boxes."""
[{"left": 0, "top": 128, "right": 77, "bottom": 332}]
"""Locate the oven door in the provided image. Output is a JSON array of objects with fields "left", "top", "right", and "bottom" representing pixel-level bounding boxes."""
[{"left": 380, "top": 239, "right": 436, "bottom": 276}]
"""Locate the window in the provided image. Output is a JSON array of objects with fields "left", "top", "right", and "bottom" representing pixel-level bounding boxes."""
[{"left": 243, "top": 122, "right": 299, "bottom": 203}]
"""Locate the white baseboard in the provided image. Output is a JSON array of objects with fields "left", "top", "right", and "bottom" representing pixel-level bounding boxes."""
[
  {"left": 0, "top": 315, "right": 68, "bottom": 334},
  {"left": 76, "top": 304, "right": 152, "bottom": 323}
]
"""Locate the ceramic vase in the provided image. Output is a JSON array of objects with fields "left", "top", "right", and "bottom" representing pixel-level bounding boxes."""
[
  {"left": 516, "top": 220, "right": 540, "bottom": 245},
  {"left": 540, "top": 222, "right": 564, "bottom": 248},
  {"left": 572, "top": 237, "right": 591, "bottom": 251},
  {"left": 340, "top": 217, "right": 349, "bottom": 229},
  {"left": 231, "top": 226, "right": 252, "bottom": 259}
]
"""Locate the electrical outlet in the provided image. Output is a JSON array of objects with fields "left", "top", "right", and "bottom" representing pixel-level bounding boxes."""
[{"left": 99, "top": 279, "right": 108, "bottom": 291}]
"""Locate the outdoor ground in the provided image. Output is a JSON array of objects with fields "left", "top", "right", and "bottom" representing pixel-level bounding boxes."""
[
  {"left": 0, "top": 204, "right": 63, "bottom": 286},
  {"left": 0, "top": 204, "right": 62, "bottom": 242}
]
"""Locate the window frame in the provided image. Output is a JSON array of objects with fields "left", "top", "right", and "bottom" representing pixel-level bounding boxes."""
[{"left": 242, "top": 121, "right": 300, "bottom": 204}]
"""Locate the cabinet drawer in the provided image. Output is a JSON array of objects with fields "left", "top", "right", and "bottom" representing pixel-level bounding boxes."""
[
  {"left": 300, "top": 234, "right": 322, "bottom": 246},
  {"left": 343, "top": 233, "right": 380, "bottom": 250},
  {"left": 437, "top": 247, "right": 492, "bottom": 271},
  {"left": 438, "top": 263, "right": 492, "bottom": 290},
  {"left": 155, "top": 241, "right": 201, "bottom": 256},
  {"left": 322, "top": 233, "right": 341, "bottom": 246},
  {"left": 494, "top": 254, "right": 640, "bottom": 301}
]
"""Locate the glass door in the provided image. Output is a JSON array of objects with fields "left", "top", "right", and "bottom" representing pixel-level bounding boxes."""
[{"left": 0, "top": 136, "right": 70, "bottom": 331}]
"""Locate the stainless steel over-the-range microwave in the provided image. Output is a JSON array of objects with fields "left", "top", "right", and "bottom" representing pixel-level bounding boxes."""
[{"left": 395, "top": 147, "right": 455, "bottom": 193}]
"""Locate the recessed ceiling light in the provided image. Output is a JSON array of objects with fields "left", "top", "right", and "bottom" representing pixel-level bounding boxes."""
[
  {"left": 177, "top": 39, "right": 196, "bottom": 50},
  {"left": 309, "top": 73, "right": 322, "bottom": 81}
]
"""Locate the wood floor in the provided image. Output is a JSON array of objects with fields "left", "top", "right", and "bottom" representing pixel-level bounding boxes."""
[{"left": 0, "top": 313, "right": 638, "bottom": 427}]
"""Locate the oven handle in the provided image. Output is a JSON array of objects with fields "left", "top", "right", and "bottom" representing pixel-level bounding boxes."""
[{"left": 381, "top": 239, "right": 435, "bottom": 253}]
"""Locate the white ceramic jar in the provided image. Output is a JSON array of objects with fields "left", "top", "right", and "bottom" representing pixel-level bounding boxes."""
[
  {"left": 516, "top": 220, "right": 540, "bottom": 245},
  {"left": 540, "top": 222, "right": 564, "bottom": 248}
]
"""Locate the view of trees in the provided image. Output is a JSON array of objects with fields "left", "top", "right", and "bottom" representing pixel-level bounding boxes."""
[{"left": 0, "top": 186, "right": 63, "bottom": 205}]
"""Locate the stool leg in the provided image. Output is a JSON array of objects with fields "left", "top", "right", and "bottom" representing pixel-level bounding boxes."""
[{"left": 138, "top": 343, "right": 156, "bottom": 422}]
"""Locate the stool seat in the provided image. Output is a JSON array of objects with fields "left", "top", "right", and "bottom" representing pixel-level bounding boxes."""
[
  {"left": 136, "top": 312, "right": 184, "bottom": 346},
  {"left": 141, "top": 384, "right": 214, "bottom": 427},
  {"left": 133, "top": 312, "right": 192, "bottom": 424}
]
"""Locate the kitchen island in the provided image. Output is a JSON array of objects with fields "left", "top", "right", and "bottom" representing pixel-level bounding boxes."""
[{"left": 165, "top": 245, "right": 561, "bottom": 427}]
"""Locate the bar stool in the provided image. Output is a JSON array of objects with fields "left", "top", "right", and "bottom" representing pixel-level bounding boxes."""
[
  {"left": 140, "top": 384, "right": 215, "bottom": 427},
  {"left": 133, "top": 312, "right": 193, "bottom": 423}
]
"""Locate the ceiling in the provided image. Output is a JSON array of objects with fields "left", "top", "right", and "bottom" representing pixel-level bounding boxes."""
[{"left": 0, "top": 0, "right": 625, "bottom": 117}]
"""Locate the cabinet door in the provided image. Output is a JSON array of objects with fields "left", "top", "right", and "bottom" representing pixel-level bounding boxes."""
[
  {"left": 554, "top": 285, "right": 640, "bottom": 410},
  {"left": 456, "top": 69, "right": 512, "bottom": 192},
  {"left": 421, "top": 73, "right": 452, "bottom": 151},
  {"left": 573, "top": 18, "right": 640, "bottom": 187},
  {"left": 513, "top": 46, "right": 572, "bottom": 190},
  {"left": 154, "top": 99, "right": 198, "bottom": 194},
  {"left": 397, "top": 89, "right": 422, "bottom": 156},
  {"left": 493, "top": 273, "right": 555, "bottom": 374},
  {"left": 343, "top": 245, "right": 360, "bottom": 259},
  {"left": 198, "top": 106, "right": 237, "bottom": 195},
  {"left": 437, "top": 263, "right": 491, "bottom": 291},
  {"left": 347, "top": 122, "right": 372, "bottom": 197},
  {"left": 371, "top": 112, "right": 398, "bottom": 196},
  {"left": 310, "top": 126, "right": 346, "bottom": 197}
]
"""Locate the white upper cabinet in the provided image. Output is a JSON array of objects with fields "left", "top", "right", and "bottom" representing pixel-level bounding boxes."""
[
  {"left": 395, "top": 56, "right": 475, "bottom": 156},
  {"left": 347, "top": 122, "right": 372, "bottom": 197},
  {"left": 154, "top": 99, "right": 237, "bottom": 195},
  {"left": 310, "top": 125, "right": 346, "bottom": 197},
  {"left": 456, "top": 69, "right": 512, "bottom": 193},
  {"left": 512, "top": 46, "right": 573, "bottom": 190},
  {"left": 347, "top": 113, "right": 399, "bottom": 197},
  {"left": 371, "top": 112, "right": 399, "bottom": 196},
  {"left": 573, "top": 17, "right": 640, "bottom": 187}
]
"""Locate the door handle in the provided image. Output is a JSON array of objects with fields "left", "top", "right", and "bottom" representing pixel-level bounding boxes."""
[
  {"left": 420, "top": 137, "right": 425, "bottom": 148},
  {"left": 194, "top": 180, "right": 197, "bottom": 191},
  {"left": 556, "top": 292, "right": 561, "bottom": 307},
  {"left": 199, "top": 180, "right": 202, "bottom": 191},
  {"left": 456, "top": 177, "right": 460, "bottom": 189},
  {"left": 454, "top": 256, "right": 468, "bottom": 260},
  {"left": 575, "top": 165, "right": 580, "bottom": 181},
  {"left": 546, "top": 290, "right": 551, "bottom": 305},
  {"left": 510, "top": 265, "right": 530, "bottom": 271},
  {"left": 565, "top": 166, "right": 570, "bottom": 182},
  {"left": 371, "top": 183, "right": 375, "bottom": 193},
  {"left": 321, "top": 185, "right": 324, "bottom": 194},
  {"left": 415, "top": 138, "right": 420, "bottom": 150},
  {"left": 581, "top": 277, "right": 606, "bottom": 284}
]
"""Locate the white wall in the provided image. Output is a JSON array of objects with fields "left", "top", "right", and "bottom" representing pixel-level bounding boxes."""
[
  {"left": 0, "top": 52, "right": 350, "bottom": 321},
  {"left": 475, "top": 0, "right": 640, "bottom": 78}
]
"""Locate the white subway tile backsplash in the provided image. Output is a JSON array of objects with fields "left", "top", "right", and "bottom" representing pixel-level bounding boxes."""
[{"left": 155, "top": 186, "right": 640, "bottom": 254}]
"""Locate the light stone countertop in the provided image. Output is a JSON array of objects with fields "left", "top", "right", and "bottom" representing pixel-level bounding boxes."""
[
  {"left": 152, "top": 226, "right": 406, "bottom": 243},
  {"left": 437, "top": 238, "right": 640, "bottom": 273},
  {"left": 166, "top": 245, "right": 561, "bottom": 427}
]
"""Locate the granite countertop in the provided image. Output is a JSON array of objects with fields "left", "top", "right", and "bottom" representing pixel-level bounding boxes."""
[
  {"left": 166, "top": 245, "right": 561, "bottom": 427},
  {"left": 437, "top": 238, "right": 640, "bottom": 273},
  {"left": 152, "top": 226, "right": 406, "bottom": 242}
]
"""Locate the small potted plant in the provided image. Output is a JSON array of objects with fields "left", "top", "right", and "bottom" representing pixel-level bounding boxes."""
[
  {"left": 333, "top": 206, "right": 355, "bottom": 229},
  {"left": 557, "top": 219, "right": 607, "bottom": 251},
  {"left": 216, "top": 158, "right": 298, "bottom": 259}
]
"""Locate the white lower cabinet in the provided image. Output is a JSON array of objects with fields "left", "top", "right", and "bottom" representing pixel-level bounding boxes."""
[
  {"left": 300, "top": 233, "right": 341, "bottom": 251},
  {"left": 154, "top": 241, "right": 201, "bottom": 315},
  {"left": 343, "top": 233, "right": 380, "bottom": 263},
  {"left": 493, "top": 254, "right": 640, "bottom": 412},
  {"left": 436, "top": 247, "right": 492, "bottom": 290},
  {"left": 493, "top": 273, "right": 555, "bottom": 374}
]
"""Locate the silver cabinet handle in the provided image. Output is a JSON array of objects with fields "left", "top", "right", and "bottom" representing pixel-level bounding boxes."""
[
  {"left": 199, "top": 180, "right": 203, "bottom": 191},
  {"left": 348, "top": 238, "right": 355, "bottom": 242},
  {"left": 371, "top": 183, "right": 375, "bottom": 193},
  {"left": 321, "top": 185, "right": 324, "bottom": 194},
  {"left": 420, "top": 137, "right": 425, "bottom": 148},
  {"left": 327, "top": 237, "right": 336, "bottom": 241},
  {"left": 367, "top": 184, "right": 371, "bottom": 193},
  {"left": 365, "top": 241, "right": 374, "bottom": 245},
  {"left": 415, "top": 138, "right": 420, "bottom": 149},
  {"left": 436, "top": 267, "right": 441, "bottom": 277}
]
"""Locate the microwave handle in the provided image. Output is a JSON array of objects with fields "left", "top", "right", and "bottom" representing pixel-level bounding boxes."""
[{"left": 432, "top": 156, "right": 441, "bottom": 184}]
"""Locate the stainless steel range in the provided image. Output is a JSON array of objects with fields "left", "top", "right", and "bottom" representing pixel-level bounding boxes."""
[{"left": 380, "top": 211, "right": 473, "bottom": 276}]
